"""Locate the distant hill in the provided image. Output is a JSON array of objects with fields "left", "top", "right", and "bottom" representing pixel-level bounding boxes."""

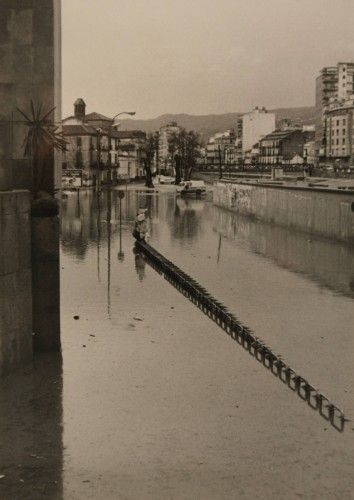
[{"left": 118, "top": 107, "right": 316, "bottom": 142}]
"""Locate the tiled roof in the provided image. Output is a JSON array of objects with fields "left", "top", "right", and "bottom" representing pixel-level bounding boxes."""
[
  {"left": 62, "top": 124, "right": 97, "bottom": 136},
  {"left": 84, "top": 112, "right": 112, "bottom": 122},
  {"left": 260, "top": 129, "right": 301, "bottom": 141}
]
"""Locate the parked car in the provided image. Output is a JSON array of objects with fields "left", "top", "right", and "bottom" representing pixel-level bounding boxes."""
[
  {"left": 177, "top": 180, "right": 206, "bottom": 197},
  {"left": 158, "top": 175, "right": 175, "bottom": 184}
]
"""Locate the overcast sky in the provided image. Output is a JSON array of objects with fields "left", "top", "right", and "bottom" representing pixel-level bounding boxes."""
[{"left": 62, "top": 0, "right": 354, "bottom": 119}]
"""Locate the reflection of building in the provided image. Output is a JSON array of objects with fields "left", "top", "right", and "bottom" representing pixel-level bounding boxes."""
[
  {"left": 236, "top": 107, "right": 275, "bottom": 163},
  {"left": 315, "top": 62, "right": 354, "bottom": 161},
  {"left": 62, "top": 99, "right": 147, "bottom": 185}
]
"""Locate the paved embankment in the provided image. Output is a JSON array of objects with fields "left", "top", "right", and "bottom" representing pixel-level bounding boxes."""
[{"left": 214, "top": 180, "right": 354, "bottom": 242}]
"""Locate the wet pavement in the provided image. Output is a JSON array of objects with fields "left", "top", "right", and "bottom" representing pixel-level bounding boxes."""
[{"left": 0, "top": 186, "right": 353, "bottom": 499}]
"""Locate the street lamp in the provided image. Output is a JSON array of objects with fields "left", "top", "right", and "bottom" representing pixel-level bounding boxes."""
[
  {"left": 112, "top": 111, "right": 136, "bottom": 124},
  {"left": 109, "top": 111, "right": 136, "bottom": 185}
]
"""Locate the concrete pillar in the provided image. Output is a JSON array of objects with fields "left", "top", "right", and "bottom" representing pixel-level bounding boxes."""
[
  {"left": 31, "top": 213, "right": 61, "bottom": 352},
  {"left": 0, "top": 191, "right": 33, "bottom": 375}
]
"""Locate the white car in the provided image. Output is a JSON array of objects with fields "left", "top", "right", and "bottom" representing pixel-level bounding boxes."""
[
  {"left": 176, "top": 180, "right": 206, "bottom": 196},
  {"left": 158, "top": 175, "right": 175, "bottom": 184}
]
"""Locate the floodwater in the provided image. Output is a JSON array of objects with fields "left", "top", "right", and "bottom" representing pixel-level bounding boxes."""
[{"left": 0, "top": 186, "right": 353, "bottom": 499}]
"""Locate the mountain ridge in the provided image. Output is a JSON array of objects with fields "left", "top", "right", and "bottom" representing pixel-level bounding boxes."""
[{"left": 117, "top": 106, "right": 316, "bottom": 141}]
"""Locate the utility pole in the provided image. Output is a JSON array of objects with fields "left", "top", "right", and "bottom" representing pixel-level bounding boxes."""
[{"left": 218, "top": 144, "right": 223, "bottom": 179}]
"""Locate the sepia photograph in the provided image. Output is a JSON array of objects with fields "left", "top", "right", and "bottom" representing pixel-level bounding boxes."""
[{"left": 0, "top": 0, "right": 353, "bottom": 498}]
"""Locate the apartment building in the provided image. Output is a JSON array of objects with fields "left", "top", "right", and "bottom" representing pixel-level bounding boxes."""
[
  {"left": 315, "top": 62, "right": 354, "bottom": 160},
  {"left": 62, "top": 99, "right": 147, "bottom": 185},
  {"left": 324, "top": 99, "right": 354, "bottom": 163},
  {"left": 258, "top": 129, "right": 307, "bottom": 165},
  {"left": 205, "top": 130, "right": 236, "bottom": 165},
  {"left": 235, "top": 107, "right": 275, "bottom": 163}
]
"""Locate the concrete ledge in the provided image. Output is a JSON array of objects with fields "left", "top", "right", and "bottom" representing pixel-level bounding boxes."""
[{"left": 214, "top": 182, "right": 354, "bottom": 243}]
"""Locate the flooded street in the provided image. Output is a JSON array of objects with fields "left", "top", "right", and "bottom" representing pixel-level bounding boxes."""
[{"left": 1, "top": 186, "right": 353, "bottom": 499}]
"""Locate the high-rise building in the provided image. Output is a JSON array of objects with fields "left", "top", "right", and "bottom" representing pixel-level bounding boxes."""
[
  {"left": 236, "top": 107, "right": 275, "bottom": 162},
  {"left": 315, "top": 62, "right": 354, "bottom": 160}
]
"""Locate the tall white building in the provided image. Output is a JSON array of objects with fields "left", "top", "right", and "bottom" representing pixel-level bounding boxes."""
[{"left": 239, "top": 107, "right": 276, "bottom": 155}]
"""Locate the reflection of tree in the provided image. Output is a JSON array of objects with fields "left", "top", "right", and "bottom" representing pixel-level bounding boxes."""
[{"left": 170, "top": 198, "right": 203, "bottom": 242}]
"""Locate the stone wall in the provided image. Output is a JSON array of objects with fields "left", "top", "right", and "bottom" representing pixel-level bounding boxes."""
[
  {"left": 214, "top": 181, "right": 354, "bottom": 243},
  {"left": 0, "top": 190, "right": 32, "bottom": 375}
]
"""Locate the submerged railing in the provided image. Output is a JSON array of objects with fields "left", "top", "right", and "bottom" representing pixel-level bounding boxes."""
[{"left": 135, "top": 239, "right": 348, "bottom": 433}]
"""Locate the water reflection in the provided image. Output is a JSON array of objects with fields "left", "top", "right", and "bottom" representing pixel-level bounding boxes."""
[
  {"left": 133, "top": 246, "right": 146, "bottom": 281},
  {"left": 61, "top": 188, "right": 354, "bottom": 300},
  {"left": 0, "top": 354, "right": 63, "bottom": 499},
  {"left": 212, "top": 207, "right": 354, "bottom": 299}
]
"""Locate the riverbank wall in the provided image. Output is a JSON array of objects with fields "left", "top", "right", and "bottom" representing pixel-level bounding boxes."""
[
  {"left": 0, "top": 191, "right": 32, "bottom": 375},
  {"left": 213, "top": 181, "right": 354, "bottom": 243}
]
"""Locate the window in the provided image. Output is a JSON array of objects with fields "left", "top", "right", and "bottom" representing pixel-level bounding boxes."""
[
  {"left": 343, "top": 138, "right": 346, "bottom": 144},
  {"left": 343, "top": 129, "right": 346, "bottom": 135},
  {"left": 336, "top": 139, "right": 339, "bottom": 145},
  {"left": 343, "top": 119, "right": 346, "bottom": 125},
  {"left": 76, "top": 137, "right": 82, "bottom": 147},
  {"left": 336, "top": 120, "right": 339, "bottom": 126}
]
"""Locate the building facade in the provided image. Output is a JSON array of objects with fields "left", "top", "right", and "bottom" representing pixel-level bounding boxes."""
[
  {"left": 206, "top": 130, "right": 236, "bottom": 166},
  {"left": 315, "top": 62, "right": 354, "bottom": 160},
  {"left": 62, "top": 99, "right": 147, "bottom": 185},
  {"left": 258, "top": 129, "right": 307, "bottom": 165},
  {"left": 324, "top": 100, "right": 354, "bottom": 164},
  {"left": 237, "top": 107, "right": 276, "bottom": 161}
]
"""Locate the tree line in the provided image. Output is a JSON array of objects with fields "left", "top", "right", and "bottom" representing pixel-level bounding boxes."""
[{"left": 142, "top": 127, "right": 202, "bottom": 186}]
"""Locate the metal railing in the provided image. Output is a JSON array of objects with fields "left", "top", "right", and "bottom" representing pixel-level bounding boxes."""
[{"left": 135, "top": 239, "right": 348, "bottom": 432}]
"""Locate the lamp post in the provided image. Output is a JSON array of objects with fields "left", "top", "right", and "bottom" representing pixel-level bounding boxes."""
[{"left": 110, "top": 111, "right": 136, "bottom": 185}]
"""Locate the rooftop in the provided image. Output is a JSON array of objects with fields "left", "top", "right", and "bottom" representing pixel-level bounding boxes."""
[
  {"left": 84, "top": 112, "right": 112, "bottom": 122},
  {"left": 260, "top": 129, "right": 302, "bottom": 142}
]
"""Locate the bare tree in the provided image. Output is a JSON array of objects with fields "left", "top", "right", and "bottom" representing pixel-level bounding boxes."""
[
  {"left": 142, "top": 132, "right": 158, "bottom": 188},
  {"left": 168, "top": 127, "right": 201, "bottom": 182}
]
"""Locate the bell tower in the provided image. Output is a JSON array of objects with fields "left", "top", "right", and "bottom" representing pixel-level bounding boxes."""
[{"left": 74, "top": 98, "right": 86, "bottom": 120}]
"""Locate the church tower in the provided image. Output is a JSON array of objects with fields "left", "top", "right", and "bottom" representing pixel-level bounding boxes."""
[{"left": 74, "top": 98, "right": 86, "bottom": 120}]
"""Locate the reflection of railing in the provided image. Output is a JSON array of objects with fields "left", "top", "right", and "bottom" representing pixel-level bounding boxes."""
[{"left": 136, "top": 239, "right": 348, "bottom": 433}]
